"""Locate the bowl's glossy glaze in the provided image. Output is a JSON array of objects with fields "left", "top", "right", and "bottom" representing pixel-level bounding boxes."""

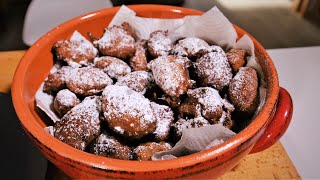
[{"left": 12, "top": 5, "right": 292, "bottom": 179}]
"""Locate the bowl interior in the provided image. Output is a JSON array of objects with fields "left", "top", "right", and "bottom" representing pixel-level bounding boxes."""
[{"left": 12, "top": 5, "right": 279, "bottom": 172}]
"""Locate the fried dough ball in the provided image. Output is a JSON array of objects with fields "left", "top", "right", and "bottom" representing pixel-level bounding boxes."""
[
  {"left": 54, "top": 96, "right": 101, "bottom": 150},
  {"left": 53, "top": 89, "right": 80, "bottom": 117},
  {"left": 93, "top": 22, "right": 136, "bottom": 59},
  {"left": 150, "top": 102, "right": 174, "bottom": 141},
  {"left": 115, "top": 71, "right": 154, "bottom": 94},
  {"left": 172, "top": 37, "right": 209, "bottom": 58},
  {"left": 66, "top": 67, "right": 113, "bottom": 96},
  {"left": 228, "top": 67, "right": 259, "bottom": 116},
  {"left": 178, "top": 87, "right": 223, "bottom": 123},
  {"left": 90, "top": 131, "right": 133, "bottom": 160},
  {"left": 226, "top": 48, "right": 247, "bottom": 73},
  {"left": 148, "top": 55, "right": 192, "bottom": 97},
  {"left": 94, "top": 56, "right": 131, "bottom": 79},
  {"left": 173, "top": 117, "right": 210, "bottom": 140},
  {"left": 43, "top": 66, "right": 73, "bottom": 93},
  {"left": 53, "top": 40, "right": 98, "bottom": 68},
  {"left": 102, "top": 85, "right": 156, "bottom": 139},
  {"left": 133, "top": 142, "right": 172, "bottom": 161},
  {"left": 130, "top": 40, "right": 148, "bottom": 71},
  {"left": 147, "top": 30, "right": 172, "bottom": 58},
  {"left": 194, "top": 46, "right": 233, "bottom": 91}
]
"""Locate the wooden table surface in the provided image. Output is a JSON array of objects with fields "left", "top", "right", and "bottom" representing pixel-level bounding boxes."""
[{"left": 0, "top": 50, "right": 301, "bottom": 179}]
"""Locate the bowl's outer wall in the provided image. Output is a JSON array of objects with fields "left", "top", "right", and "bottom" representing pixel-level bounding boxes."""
[{"left": 12, "top": 5, "right": 279, "bottom": 179}]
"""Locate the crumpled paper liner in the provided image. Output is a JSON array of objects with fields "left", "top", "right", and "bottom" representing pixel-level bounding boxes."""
[
  {"left": 109, "top": 5, "right": 237, "bottom": 48},
  {"left": 36, "top": 5, "right": 266, "bottom": 160},
  {"left": 152, "top": 124, "right": 236, "bottom": 160}
]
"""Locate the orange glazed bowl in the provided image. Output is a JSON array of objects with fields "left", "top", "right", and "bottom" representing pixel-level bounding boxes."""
[{"left": 12, "top": 5, "right": 293, "bottom": 179}]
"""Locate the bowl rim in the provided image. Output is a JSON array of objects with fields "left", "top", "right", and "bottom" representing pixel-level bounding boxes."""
[{"left": 12, "top": 4, "right": 279, "bottom": 172}]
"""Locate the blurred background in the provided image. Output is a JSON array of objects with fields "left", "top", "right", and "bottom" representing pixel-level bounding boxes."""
[{"left": 0, "top": 0, "right": 319, "bottom": 51}]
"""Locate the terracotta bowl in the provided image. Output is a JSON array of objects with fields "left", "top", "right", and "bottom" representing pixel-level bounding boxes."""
[{"left": 12, "top": 5, "right": 293, "bottom": 179}]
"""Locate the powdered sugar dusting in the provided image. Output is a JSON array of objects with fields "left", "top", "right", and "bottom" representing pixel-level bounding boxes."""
[
  {"left": 150, "top": 102, "right": 174, "bottom": 141},
  {"left": 94, "top": 56, "right": 131, "bottom": 79},
  {"left": 67, "top": 67, "right": 113, "bottom": 95},
  {"left": 102, "top": 85, "right": 155, "bottom": 137},
  {"left": 55, "top": 89, "right": 79, "bottom": 107},
  {"left": 187, "top": 87, "right": 223, "bottom": 118},
  {"left": 194, "top": 47, "right": 232, "bottom": 91},
  {"left": 147, "top": 31, "right": 172, "bottom": 57},
  {"left": 148, "top": 56, "right": 189, "bottom": 97},
  {"left": 230, "top": 67, "right": 258, "bottom": 110},
  {"left": 116, "top": 71, "right": 154, "bottom": 94},
  {"left": 54, "top": 96, "right": 101, "bottom": 150},
  {"left": 93, "top": 26, "right": 135, "bottom": 50},
  {"left": 172, "top": 37, "right": 209, "bottom": 57},
  {"left": 173, "top": 117, "right": 210, "bottom": 139}
]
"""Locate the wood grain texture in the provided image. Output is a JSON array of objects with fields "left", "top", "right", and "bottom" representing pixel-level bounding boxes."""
[
  {"left": 0, "top": 50, "right": 301, "bottom": 179},
  {"left": 0, "top": 50, "right": 26, "bottom": 93}
]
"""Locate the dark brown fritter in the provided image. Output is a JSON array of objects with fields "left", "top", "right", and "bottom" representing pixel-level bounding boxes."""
[
  {"left": 226, "top": 48, "right": 247, "bottom": 73},
  {"left": 94, "top": 56, "right": 131, "bottom": 79},
  {"left": 228, "top": 67, "right": 259, "bottom": 116},
  {"left": 147, "top": 30, "right": 172, "bottom": 58},
  {"left": 90, "top": 132, "right": 133, "bottom": 160},
  {"left": 54, "top": 96, "right": 101, "bottom": 151},
  {"left": 130, "top": 40, "right": 148, "bottom": 71},
  {"left": 93, "top": 22, "right": 136, "bottom": 59},
  {"left": 148, "top": 55, "right": 192, "bottom": 97},
  {"left": 66, "top": 67, "right": 113, "bottom": 96},
  {"left": 53, "top": 89, "right": 80, "bottom": 117},
  {"left": 133, "top": 142, "right": 172, "bottom": 161},
  {"left": 53, "top": 40, "right": 97, "bottom": 67},
  {"left": 43, "top": 66, "right": 73, "bottom": 94},
  {"left": 101, "top": 85, "right": 156, "bottom": 139},
  {"left": 193, "top": 46, "right": 233, "bottom": 91}
]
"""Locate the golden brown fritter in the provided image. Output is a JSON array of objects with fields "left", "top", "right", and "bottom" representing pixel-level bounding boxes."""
[
  {"left": 147, "top": 30, "right": 172, "bottom": 58},
  {"left": 93, "top": 22, "right": 136, "bottom": 59},
  {"left": 53, "top": 89, "right": 80, "bottom": 117},
  {"left": 130, "top": 40, "right": 148, "bottom": 71},
  {"left": 148, "top": 55, "right": 192, "bottom": 97},
  {"left": 226, "top": 48, "right": 247, "bottom": 73},
  {"left": 101, "top": 85, "right": 156, "bottom": 139},
  {"left": 54, "top": 96, "right": 101, "bottom": 150},
  {"left": 115, "top": 71, "right": 154, "bottom": 94},
  {"left": 53, "top": 40, "right": 98, "bottom": 67},
  {"left": 178, "top": 87, "right": 223, "bottom": 123},
  {"left": 171, "top": 37, "right": 209, "bottom": 58},
  {"left": 133, "top": 142, "right": 172, "bottom": 161},
  {"left": 193, "top": 46, "right": 233, "bottom": 91},
  {"left": 94, "top": 56, "right": 131, "bottom": 79},
  {"left": 66, "top": 67, "right": 113, "bottom": 96},
  {"left": 228, "top": 67, "right": 259, "bottom": 116},
  {"left": 43, "top": 66, "right": 73, "bottom": 94},
  {"left": 90, "top": 132, "right": 133, "bottom": 160},
  {"left": 150, "top": 102, "right": 174, "bottom": 141}
]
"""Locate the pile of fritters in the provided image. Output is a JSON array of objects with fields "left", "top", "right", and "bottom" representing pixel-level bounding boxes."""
[{"left": 42, "top": 22, "right": 259, "bottom": 161}]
